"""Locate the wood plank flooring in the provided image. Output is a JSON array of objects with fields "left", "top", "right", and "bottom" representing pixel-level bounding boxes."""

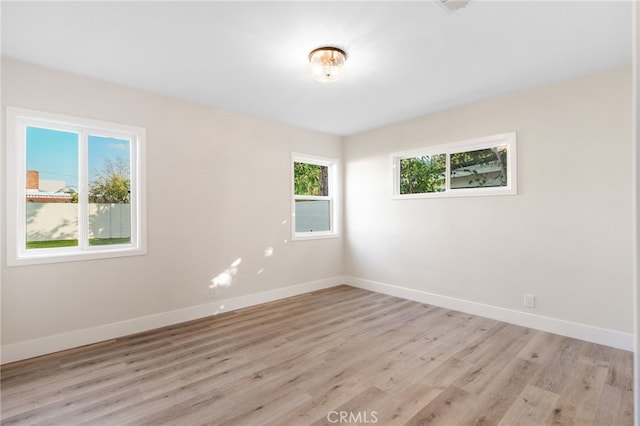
[{"left": 0, "top": 285, "right": 633, "bottom": 425}]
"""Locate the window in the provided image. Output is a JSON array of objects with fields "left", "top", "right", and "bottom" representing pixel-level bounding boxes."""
[
  {"left": 393, "top": 132, "right": 517, "bottom": 198},
  {"left": 292, "top": 153, "right": 339, "bottom": 240},
  {"left": 6, "top": 107, "right": 146, "bottom": 265}
]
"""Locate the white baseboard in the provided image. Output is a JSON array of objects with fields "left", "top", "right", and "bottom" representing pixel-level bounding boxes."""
[
  {"left": 3, "top": 275, "right": 632, "bottom": 364},
  {"left": 0, "top": 276, "right": 344, "bottom": 364},
  {"left": 344, "top": 276, "right": 633, "bottom": 351}
]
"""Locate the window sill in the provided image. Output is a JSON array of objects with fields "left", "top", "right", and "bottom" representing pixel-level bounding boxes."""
[
  {"left": 292, "top": 232, "right": 340, "bottom": 241},
  {"left": 7, "top": 246, "right": 146, "bottom": 267},
  {"left": 392, "top": 186, "right": 517, "bottom": 200}
]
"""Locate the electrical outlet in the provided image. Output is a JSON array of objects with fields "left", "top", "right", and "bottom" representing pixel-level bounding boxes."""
[{"left": 524, "top": 293, "right": 535, "bottom": 308}]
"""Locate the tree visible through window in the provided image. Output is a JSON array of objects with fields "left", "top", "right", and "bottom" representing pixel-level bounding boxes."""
[
  {"left": 87, "top": 135, "right": 132, "bottom": 246},
  {"left": 7, "top": 107, "right": 146, "bottom": 265},
  {"left": 393, "top": 132, "right": 517, "bottom": 198},
  {"left": 292, "top": 154, "right": 339, "bottom": 239},
  {"left": 89, "top": 157, "right": 131, "bottom": 204},
  {"left": 294, "top": 162, "right": 328, "bottom": 197},
  {"left": 399, "top": 154, "right": 446, "bottom": 194}
]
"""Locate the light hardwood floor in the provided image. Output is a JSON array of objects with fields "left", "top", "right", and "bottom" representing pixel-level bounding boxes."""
[{"left": 0, "top": 286, "right": 633, "bottom": 425}]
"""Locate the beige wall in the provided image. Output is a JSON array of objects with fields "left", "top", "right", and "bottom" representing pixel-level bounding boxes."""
[
  {"left": 344, "top": 65, "right": 633, "bottom": 335},
  {"left": 1, "top": 58, "right": 634, "bottom": 359},
  {"left": 1, "top": 58, "right": 343, "bottom": 347}
]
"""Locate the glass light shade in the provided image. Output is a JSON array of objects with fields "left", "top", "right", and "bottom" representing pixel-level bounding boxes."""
[{"left": 308, "top": 47, "right": 347, "bottom": 83}]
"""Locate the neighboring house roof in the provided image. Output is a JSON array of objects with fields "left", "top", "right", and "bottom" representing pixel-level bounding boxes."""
[{"left": 26, "top": 191, "right": 72, "bottom": 201}]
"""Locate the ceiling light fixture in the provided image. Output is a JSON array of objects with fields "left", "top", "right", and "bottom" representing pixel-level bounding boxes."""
[{"left": 308, "top": 46, "right": 347, "bottom": 83}]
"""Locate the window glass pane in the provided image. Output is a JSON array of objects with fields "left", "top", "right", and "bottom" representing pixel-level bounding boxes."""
[
  {"left": 26, "top": 127, "right": 79, "bottom": 249},
  {"left": 399, "top": 154, "right": 446, "bottom": 194},
  {"left": 450, "top": 145, "right": 508, "bottom": 189},
  {"left": 88, "top": 135, "right": 132, "bottom": 246},
  {"left": 294, "top": 162, "right": 328, "bottom": 196},
  {"left": 295, "top": 200, "right": 331, "bottom": 232}
]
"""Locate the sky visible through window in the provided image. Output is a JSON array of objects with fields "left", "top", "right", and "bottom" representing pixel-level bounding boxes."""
[{"left": 26, "top": 127, "right": 130, "bottom": 190}]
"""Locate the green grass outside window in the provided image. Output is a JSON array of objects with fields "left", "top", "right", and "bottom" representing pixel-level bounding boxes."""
[{"left": 27, "top": 238, "right": 131, "bottom": 249}]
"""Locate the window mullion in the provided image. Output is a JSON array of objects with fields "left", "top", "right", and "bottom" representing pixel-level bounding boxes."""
[
  {"left": 295, "top": 195, "right": 330, "bottom": 201},
  {"left": 445, "top": 153, "right": 451, "bottom": 192},
  {"left": 78, "top": 129, "right": 89, "bottom": 249}
]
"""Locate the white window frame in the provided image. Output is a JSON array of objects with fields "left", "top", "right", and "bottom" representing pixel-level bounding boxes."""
[
  {"left": 392, "top": 132, "right": 517, "bottom": 199},
  {"left": 291, "top": 153, "right": 340, "bottom": 241},
  {"left": 6, "top": 106, "right": 147, "bottom": 266}
]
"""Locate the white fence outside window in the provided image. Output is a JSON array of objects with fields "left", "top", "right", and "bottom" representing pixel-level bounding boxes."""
[{"left": 26, "top": 203, "right": 131, "bottom": 241}]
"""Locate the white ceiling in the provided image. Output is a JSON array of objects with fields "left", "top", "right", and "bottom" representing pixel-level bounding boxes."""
[{"left": 1, "top": 1, "right": 632, "bottom": 136}]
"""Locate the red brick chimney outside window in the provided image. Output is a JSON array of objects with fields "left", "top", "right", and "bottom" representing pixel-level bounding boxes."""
[{"left": 27, "top": 170, "right": 39, "bottom": 190}]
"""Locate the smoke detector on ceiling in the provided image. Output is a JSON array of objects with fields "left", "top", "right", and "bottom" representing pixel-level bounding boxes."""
[{"left": 435, "top": 0, "right": 472, "bottom": 13}]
